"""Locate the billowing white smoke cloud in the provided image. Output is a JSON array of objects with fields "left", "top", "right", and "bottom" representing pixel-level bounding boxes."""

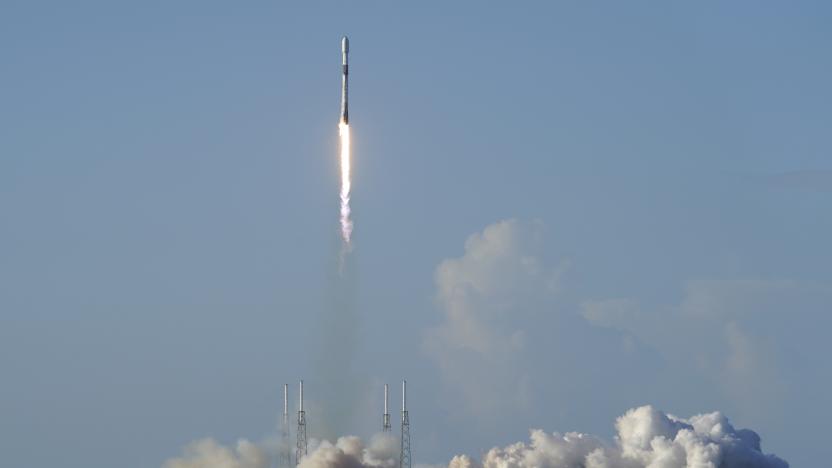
[
  {"left": 299, "top": 433, "right": 398, "bottom": 468},
  {"left": 163, "top": 433, "right": 398, "bottom": 468},
  {"left": 162, "top": 438, "right": 267, "bottom": 468},
  {"left": 163, "top": 406, "right": 785, "bottom": 468},
  {"left": 448, "top": 405, "right": 787, "bottom": 468}
]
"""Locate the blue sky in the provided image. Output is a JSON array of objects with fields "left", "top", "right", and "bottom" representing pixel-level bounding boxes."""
[{"left": 2, "top": 2, "right": 831, "bottom": 467}]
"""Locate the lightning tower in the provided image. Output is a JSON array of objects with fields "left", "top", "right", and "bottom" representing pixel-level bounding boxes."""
[
  {"left": 280, "top": 384, "right": 291, "bottom": 468},
  {"left": 383, "top": 384, "right": 391, "bottom": 432},
  {"left": 295, "top": 380, "right": 307, "bottom": 465},
  {"left": 400, "top": 380, "right": 411, "bottom": 468}
]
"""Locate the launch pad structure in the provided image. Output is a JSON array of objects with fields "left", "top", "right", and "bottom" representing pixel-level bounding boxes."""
[
  {"left": 280, "top": 380, "right": 411, "bottom": 467},
  {"left": 383, "top": 383, "right": 391, "bottom": 433},
  {"left": 280, "top": 384, "right": 291, "bottom": 468},
  {"left": 400, "top": 380, "right": 411, "bottom": 468}
]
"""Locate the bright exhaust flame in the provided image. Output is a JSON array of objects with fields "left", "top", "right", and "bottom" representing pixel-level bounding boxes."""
[{"left": 339, "top": 122, "right": 353, "bottom": 248}]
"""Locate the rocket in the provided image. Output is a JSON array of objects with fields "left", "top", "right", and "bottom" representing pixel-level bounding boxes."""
[{"left": 340, "top": 36, "right": 349, "bottom": 124}]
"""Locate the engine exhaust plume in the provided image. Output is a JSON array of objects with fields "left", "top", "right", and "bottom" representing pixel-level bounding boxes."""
[{"left": 339, "top": 122, "right": 352, "bottom": 249}]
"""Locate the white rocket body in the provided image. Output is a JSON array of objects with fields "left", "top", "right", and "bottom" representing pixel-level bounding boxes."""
[{"left": 341, "top": 36, "right": 349, "bottom": 124}]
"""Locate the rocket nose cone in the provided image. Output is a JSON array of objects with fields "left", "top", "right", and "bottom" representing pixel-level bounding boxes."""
[{"left": 342, "top": 36, "right": 349, "bottom": 53}]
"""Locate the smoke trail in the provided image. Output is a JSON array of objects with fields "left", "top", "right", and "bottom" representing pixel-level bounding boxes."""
[
  {"left": 339, "top": 122, "right": 353, "bottom": 252},
  {"left": 315, "top": 248, "right": 361, "bottom": 440}
]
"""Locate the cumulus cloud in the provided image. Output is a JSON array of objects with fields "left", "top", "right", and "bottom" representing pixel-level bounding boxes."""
[
  {"left": 424, "top": 219, "right": 567, "bottom": 415},
  {"left": 420, "top": 219, "right": 829, "bottom": 459},
  {"left": 450, "top": 405, "right": 787, "bottom": 468}
]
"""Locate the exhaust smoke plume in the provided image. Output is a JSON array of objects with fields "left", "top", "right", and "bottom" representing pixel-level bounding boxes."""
[
  {"left": 299, "top": 433, "right": 398, "bottom": 468},
  {"left": 163, "top": 406, "right": 787, "bottom": 468},
  {"left": 449, "top": 405, "right": 787, "bottom": 468},
  {"left": 339, "top": 122, "right": 353, "bottom": 252},
  {"left": 163, "top": 438, "right": 266, "bottom": 468}
]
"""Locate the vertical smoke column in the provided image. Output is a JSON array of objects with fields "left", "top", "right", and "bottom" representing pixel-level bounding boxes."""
[{"left": 339, "top": 36, "right": 353, "bottom": 250}]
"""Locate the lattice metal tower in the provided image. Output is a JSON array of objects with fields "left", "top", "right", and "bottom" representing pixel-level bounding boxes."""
[
  {"left": 280, "top": 384, "right": 292, "bottom": 468},
  {"left": 400, "top": 380, "right": 411, "bottom": 468},
  {"left": 383, "top": 383, "right": 391, "bottom": 432},
  {"left": 295, "top": 380, "right": 307, "bottom": 466}
]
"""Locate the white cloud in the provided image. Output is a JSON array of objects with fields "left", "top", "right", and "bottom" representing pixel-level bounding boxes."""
[
  {"left": 461, "top": 405, "right": 787, "bottom": 468},
  {"left": 424, "top": 219, "right": 566, "bottom": 415},
  {"left": 164, "top": 433, "right": 399, "bottom": 468},
  {"left": 579, "top": 279, "right": 832, "bottom": 418},
  {"left": 424, "top": 220, "right": 830, "bottom": 441},
  {"left": 580, "top": 298, "right": 641, "bottom": 329}
]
